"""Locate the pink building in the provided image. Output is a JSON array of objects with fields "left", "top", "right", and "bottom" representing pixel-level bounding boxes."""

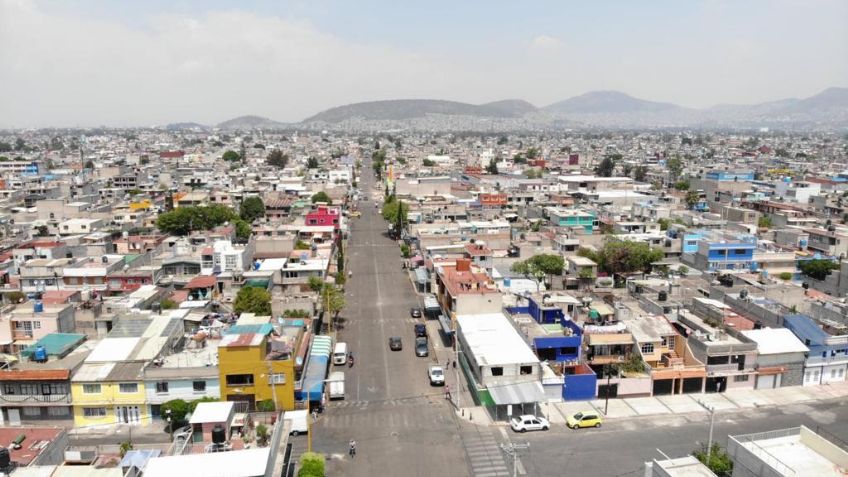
[
  {"left": 189, "top": 401, "right": 235, "bottom": 443},
  {"left": 305, "top": 206, "right": 341, "bottom": 230}
]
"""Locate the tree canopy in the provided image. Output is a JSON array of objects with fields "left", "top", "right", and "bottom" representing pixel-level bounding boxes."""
[
  {"left": 511, "top": 254, "right": 565, "bottom": 289},
  {"left": 311, "top": 191, "right": 332, "bottom": 204},
  {"left": 156, "top": 204, "right": 238, "bottom": 236},
  {"left": 685, "top": 190, "right": 701, "bottom": 208},
  {"left": 578, "top": 239, "right": 664, "bottom": 276},
  {"left": 321, "top": 284, "right": 345, "bottom": 317},
  {"left": 799, "top": 259, "right": 840, "bottom": 281},
  {"left": 594, "top": 155, "right": 616, "bottom": 177},
  {"left": 486, "top": 160, "right": 499, "bottom": 175},
  {"left": 382, "top": 196, "right": 409, "bottom": 224},
  {"left": 222, "top": 150, "right": 240, "bottom": 162},
  {"left": 306, "top": 157, "right": 319, "bottom": 169},
  {"left": 234, "top": 286, "right": 272, "bottom": 315},
  {"left": 666, "top": 155, "right": 683, "bottom": 182},
  {"left": 239, "top": 196, "right": 265, "bottom": 222},
  {"left": 266, "top": 149, "right": 289, "bottom": 168}
]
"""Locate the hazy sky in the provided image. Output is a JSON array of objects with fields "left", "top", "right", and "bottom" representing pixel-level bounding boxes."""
[{"left": 1, "top": 0, "right": 846, "bottom": 127}]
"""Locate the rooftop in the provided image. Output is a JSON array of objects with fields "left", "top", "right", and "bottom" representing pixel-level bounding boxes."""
[
  {"left": 0, "top": 426, "right": 64, "bottom": 467},
  {"left": 457, "top": 313, "right": 539, "bottom": 366},
  {"left": 142, "top": 447, "right": 270, "bottom": 477},
  {"left": 740, "top": 328, "right": 809, "bottom": 355},
  {"left": 731, "top": 426, "right": 848, "bottom": 477},
  {"left": 189, "top": 401, "right": 234, "bottom": 424}
]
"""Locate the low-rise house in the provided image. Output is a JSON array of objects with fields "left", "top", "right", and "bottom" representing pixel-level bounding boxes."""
[
  {"left": 0, "top": 302, "right": 76, "bottom": 353},
  {"left": 741, "top": 328, "right": 809, "bottom": 388},
  {"left": 678, "top": 311, "right": 759, "bottom": 392},
  {"left": 784, "top": 314, "right": 848, "bottom": 386},
  {"left": 435, "top": 259, "right": 502, "bottom": 319},
  {"left": 218, "top": 326, "right": 295, "bottom": 411}
]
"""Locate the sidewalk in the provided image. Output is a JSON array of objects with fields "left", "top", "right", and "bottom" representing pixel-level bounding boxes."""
[{"left": 537, "top": 381, "right": 848, "bottom": 426}]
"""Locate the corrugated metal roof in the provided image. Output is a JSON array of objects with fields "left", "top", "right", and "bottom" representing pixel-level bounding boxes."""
[
  {"left": 20, "top": 333, "right": 86, "bottom": 359},
  {"left": 487, "top": 381, "right": 545, "bottom": 405}
]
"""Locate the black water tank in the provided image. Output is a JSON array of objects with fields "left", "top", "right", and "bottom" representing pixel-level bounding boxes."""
[
  {"left": 0, "top": 446, "right": 10, "bottom": 468},
  {"left": 658, "top": 291, "right": 668, "bottom": 302},
  {"left": 211, "top": 425, "right": 226, "bottom": 444}
]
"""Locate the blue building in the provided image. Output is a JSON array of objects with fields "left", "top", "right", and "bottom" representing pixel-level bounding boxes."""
[
  {"left": 694, "top": 236, "right": 757, "bottom": 272},
  {"left": 783, "top": 314, "right": 848, "bottom": 386},
  {"left": 704, "top": 170, "right": 755, "bottom": 182}
]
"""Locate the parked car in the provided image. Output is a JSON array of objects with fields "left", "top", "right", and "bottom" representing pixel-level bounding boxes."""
[
  {"left": 510, "top": 415, "right": 550, "bottom": 433},
  {"left": 566, "top": 411, "right": 602, "bottom": 429},
  {"left": 410, "top": 307, "right": 422, "bottom": 318},
  {"left": 414, "top": 323, "right": 427, "bottom": 337},
  {"left": 415, "top": 337, "right": 429, "bottom": 357},
  {"left": 389, "top": 336, "right": 403, "bottom": 351},
  {"left": 428, "top": 365, "right": 445, "bottom": 386}
]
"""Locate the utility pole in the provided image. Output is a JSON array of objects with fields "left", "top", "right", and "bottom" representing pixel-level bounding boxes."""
[
  {"left": 604, "top": 364, "right": 612, "bottom": 415},
  {"left": 697, "top": 400, "right": 716, "bottom": 467},
  {"left": 500, "top": 442, "right": 530, "bottom": 477}
]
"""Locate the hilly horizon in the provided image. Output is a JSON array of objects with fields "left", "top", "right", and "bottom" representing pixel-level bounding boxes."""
[{"left": 192, "top": 87, "right": 848, "bottom": 130}]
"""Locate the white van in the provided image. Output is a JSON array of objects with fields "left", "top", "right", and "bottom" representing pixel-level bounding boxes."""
[
  {"left": 333, "top": 342, "right": 348, "bottom": 365},
  {"left": 284, "top": 409, "right": 309, "bottom": 436}
]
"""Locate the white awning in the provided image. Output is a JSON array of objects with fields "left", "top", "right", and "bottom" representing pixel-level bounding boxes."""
[{"left": 488, "top": 381, "right": 545, "bottom": 405}]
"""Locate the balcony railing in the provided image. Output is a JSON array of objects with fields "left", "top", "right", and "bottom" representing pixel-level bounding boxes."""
[
  {"left": 12, "top": 330, "right": 34, "bottom": 340},
  {"left": 707, "top": 363, "right": 747, "bottom": 374},
  {"left": 0, "top": 393, "right": 71, "bottom": 404}
]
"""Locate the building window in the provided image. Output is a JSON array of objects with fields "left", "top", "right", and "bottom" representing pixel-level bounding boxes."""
[
  {"left": 490, "top": 367, "right": 504, "bottom": 376},
  {"left": 20, "top": 384, "right": 38, "bottom": 395},
  {"left": 832, "top": 369, "right": 838, "bottom": 379},
  {"left": 2, "top": 385, "right": 15, "bottom": 395},
  {"left": 155, "top": 382, "right": 169, "bottom": 393},
  {"left": 734, "top": 375, "right": 749, "bottom": 382},
  {"left": 226, "top": 374, "right": 254, "bottom": 386},
  {"left": 23, "top": 407, "right": 41, "bottom": 417},
  {"left": 119, "top": 383, "right": 138, "bottom": 393},
  {"left": 269, "top": 373, "right": 286, "bottom": 384},
  {"left": 82, "top": 384, "right": 101, "bottom": 394},
  {"left": 192, "top": 381, "right": 206, "bottom": 392},
  {"left": 641, "top": 343, "right": 655, "bottom": 354},
  {"left": 519, "top": 366, "right": 533, "bottom": 376},
  {"left": 559, "top": 346, "right": 578, "bottom": 356},
  {"left": 48, "top": 407, "right": 69, "bottom": 417},
  {"left": 33, "top": 321, "right": 41, "bottom": 329},
  {"left": 83, "top": 407, "right": 107, "bottom": 418}
]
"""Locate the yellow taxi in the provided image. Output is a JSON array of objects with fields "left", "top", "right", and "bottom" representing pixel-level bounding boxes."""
[
  {"left": 351, "top": 211, "right": 361, "bottom": 218},
  {"left": 566, "top": 410, "right": 603, "bottom": 429}
]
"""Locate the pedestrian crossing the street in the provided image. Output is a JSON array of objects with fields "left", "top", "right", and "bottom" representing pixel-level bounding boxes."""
[{"left": 461, "top": 427, "right": 510, "bottom": 477}]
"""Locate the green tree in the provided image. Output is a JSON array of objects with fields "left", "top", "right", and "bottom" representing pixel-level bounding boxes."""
[
  {"left": 657, "top": 218, "right": 671, "bottom": 231},
  {"left": 778, "top": 272, "right": 793, "bottom": 281},
  {"left": 35, "top": 225, "right": 50, "bottom": 237},
  {"left": 266, "top": 149, "right": 289, "bottom": 168},
  {"left": 308, "top": 276, "right": 324, "bottom": 293},
  {"left": 757, "top": 216, "right": 772, "bottom": 229},
  {"left": 497, "top": 135, "right": 508, "bottom": 145},
  {"left": 311, "top": 191, "right": 332, "bottom": 204},
  {"left": 6, "top": 291, "right": 25, "bottom": 304},
  {"left": 400, "top": 243, "right": 411, "bottom": 258},
  {"left": 526, "top": 147, "right": 539, "bottom": 159},
  {"left": 578, "top": 239, "right": 664, "bottom": 276},
  {"left": 222, "top": 150, "right": 240, "bottom": 162},
  {"left": 295, "top": 240, "right": 312, "bottom": 250},
  {"left": 799, "top": 259, "right": 840, "bottom": 281},
  {"left": 666, "top": 155, "right": 683, "bottom": 182},
  {"left": 594, "top": 156, "right": 615, "bottom": 177},
  {"left": 685, "top": 190, "right": 700, "bottom": 209},
  {"left": 321, "top": 284, "right": 345, "bottom": 319},
  {"left": 674, "top": 180, "right": 690, "bottom": 190},
  {"left": 633, "top": 165, "right": 648, "bottom": 182},
  {"left": 234, "top": 286, "right": 272, "bottom": 315},
  {"left": 233, "top": 219, "right": 252, "bottom": 241},
  {"left": 422, "top": 158, "right": 436, "bottom": 167},
  {"left": 84, "top": 160, "right": 94, "bottom": 169},
  {"left": 486, "top": 160, "right": 498, "bottom": 175},
  {"left": 239, "top": 196, "right": 265, "bottom": 222},
  {"left": 156, "top": 205, "right": 238, "bottom": 236},
  {"left": 160, "top": 298, "right": 178, "bottom": 310},
  {"left": 511, "top": 254, "right": 565, "bottom": 290},
  {"left": 306, "top": 157, "right": 319, "bottom": 169},
  {"left": 161, "top": 399, "right": 192, "bottom": 430},
  {"left": 298, "top": 452, "right": 326, "bottom": 477},
  {"left": 382, "top": 198, "right": 409, "bottom": 225},
  {"left": 525, "top": 168, "right": 543, "bottom": 179},
  {"left": 693, "top": 443, "right": 733, "bottom": 477}
]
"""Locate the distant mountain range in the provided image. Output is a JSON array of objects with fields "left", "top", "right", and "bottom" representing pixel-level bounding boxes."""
[{"left": 168, "top": 87, "right": 848, "bottom": 132}]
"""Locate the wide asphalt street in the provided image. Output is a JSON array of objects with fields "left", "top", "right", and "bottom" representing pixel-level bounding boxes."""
[{"left": 314, "top": 157, "right": 470, "bottom": 476}]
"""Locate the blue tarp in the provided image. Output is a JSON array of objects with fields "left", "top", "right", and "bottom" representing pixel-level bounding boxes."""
[{"left": 301, "top": 355, "right": 329, "bottom": 401}]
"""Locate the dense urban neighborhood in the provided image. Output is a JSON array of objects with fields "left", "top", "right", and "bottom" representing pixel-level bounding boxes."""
[{"left": 0, "top": 127, "right": 844, "bottom": 477}]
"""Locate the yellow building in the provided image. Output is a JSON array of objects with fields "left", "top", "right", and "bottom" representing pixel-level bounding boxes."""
[
  {"left": 71, "top": 361, "right": 149, "bottom": 427},
  {"left": 129, "top": 199, "right": 152, "bottom": 211},
  {"left": 218, "top": 332, "right": 294, "bottom": 411}
]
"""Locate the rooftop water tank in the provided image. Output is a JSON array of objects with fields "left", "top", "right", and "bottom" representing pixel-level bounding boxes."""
[
  {"left": 211, "top": 425, "right": 226, "bottom": 445},
  {"left": 33, "top": 301, "right": 44, "bottom": 313},
  {"left": 33, "top": 345, "right": 48, "bottom": 363}
]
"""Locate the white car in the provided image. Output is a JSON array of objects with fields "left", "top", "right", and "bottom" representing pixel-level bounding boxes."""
[
  {"left": 510, "top": 415, "right": 550, "bottom": 433},
  {"left": 428, "top": 365, "right": 445, "bottom": 386}
]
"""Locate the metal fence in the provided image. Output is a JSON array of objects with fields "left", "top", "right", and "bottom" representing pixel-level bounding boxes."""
[{"left": 727, "top": 427, "right": 798, "bottom": 476}]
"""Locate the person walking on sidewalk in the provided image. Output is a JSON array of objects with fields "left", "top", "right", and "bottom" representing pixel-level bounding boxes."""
[{"left": 349, "top": 439, "right": 357, "bottom": 458}]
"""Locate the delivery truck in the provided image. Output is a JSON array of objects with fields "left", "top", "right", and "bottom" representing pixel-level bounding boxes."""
[{"left": 328, "top": 371, "right": 345, "bottom": 400}]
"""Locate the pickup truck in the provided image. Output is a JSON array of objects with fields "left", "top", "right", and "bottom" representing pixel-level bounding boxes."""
[{"left": 327, "top": 371, "right": 345, "bottom": 400}]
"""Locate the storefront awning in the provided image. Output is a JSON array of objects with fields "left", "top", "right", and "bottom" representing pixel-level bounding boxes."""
[{"left": 488, "top": 381, "right": 546, "bottom": 405}]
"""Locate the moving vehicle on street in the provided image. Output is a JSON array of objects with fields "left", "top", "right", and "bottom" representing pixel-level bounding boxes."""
[
  {"left": 389, "top": 336, "right": 403, "bottom": 351},
  {"left": 415, "top": 336, "right": 429, "bottom": 357},
  {"left": 566, "top": 411, "right": 602, "bottom": 429},
  {"left": 333, "top": 342, "right": 348, "bottom": 365},
  {"left": 510, "top": 415, "right": 550, "bottom": 433},
  {"left": 410, "top": 307, "right": 422, "bottom": 318},
  {"left": 428, "top": 365, "right": 445, "bottom": 386},
  {"left": 414, "top": 323, "right": 427, "bottom": 337}
]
